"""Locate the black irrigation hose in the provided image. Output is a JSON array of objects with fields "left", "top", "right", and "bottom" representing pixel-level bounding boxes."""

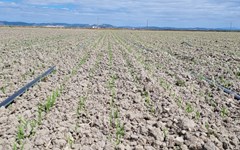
[
  {"left": 190, "top": 71, "right": 240, "bottom": 101},
  {"left": 0, "top": 66, "right": 56, "bottom": 108},
  {"left": 204, "top": 77, "right": 240, "bottom": 101}
]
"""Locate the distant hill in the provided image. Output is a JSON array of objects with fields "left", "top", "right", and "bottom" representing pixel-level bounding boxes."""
[{"left": 0, "top": 21, "right": 239, "bottom": 31}]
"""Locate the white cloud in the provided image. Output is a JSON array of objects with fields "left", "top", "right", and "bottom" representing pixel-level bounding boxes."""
[
  {"left": 0, "top": 0, "right": 239, "bottom": 27},
  {"left": 23, "top": 0, "right": 77, "bottom": 5}
]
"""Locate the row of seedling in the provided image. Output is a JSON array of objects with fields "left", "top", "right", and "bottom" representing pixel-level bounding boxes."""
[
  {"left": 120, "top": 36, "right": 199, "bottom": 117},
  {"left": 114, "top": 34, "right": 156, "bottom": 114},
  {"left": 119, "top": 32, "right": 230, "bottom": 137},
  {"left": 74, "top": 35, "right": 106, "bottom": 147},
  {"left": 76, "top": 35, "right": 106, "bottom": 116},
  {"left": 75, "top": 48, "right": 104, "bottom": 127},
  {"left": 107, "top": 40, "right": 125, "bottom": 145},
  {"left": 12, "top": 41, "right": 94, "bottom": 149},
  {"left": 125, "top": 33, "right": 231, "bottom": 118},
  {"left": 13, "top": 88, "right": 60, "bottom": 149},
  {"left": 108, "top": 74, "right": 125, "bottom": 145}
]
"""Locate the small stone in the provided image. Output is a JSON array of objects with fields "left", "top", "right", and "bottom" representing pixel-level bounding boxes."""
[
  {"left": 181, "top": 145, "right": 188, "bottom": 150},
  {"left": 167, "top": 135, "right": 175, "bottom": 147},
  {"left": 82, "top": 145, "right": 90, "bottom": 149},
  {"left": 96, "top": 140, "right": 105, "bottom": 148},
  {"left": 148, "top": 127, "right": 164, "bottom": 141},
  {"left": 229, "top": 136, "right": 238, "bottom": 146},
  {"left": 179, "top": 118, "right": 196, "bottom": 131},
  {"left": 181, "top": 130, "right": 187, "bottom": 135},
  {"left": 185, "top": 134, "right": 203, "bottom": 150},
  {"left": 135, "top": 145, "right": 144, "bottom": 150},
  {"left": 125, "top": 144, "right": 131, "bottom": 149},
  {"left": 173, "top": 118, "right": 178, "bottom": 123},
  {"left": 203, "top": 141, "right": 217, "bottom": 150},
  {"left": 58, "top": 127, "right": 66, "bottom": 132},
  {"left": 222, "top": 141, "right": 228, "bottom": 149},
  {"left": 130, "top": 134, "right": 138, "bottom": 140},
  {"left": 140, "top": 126, "right": 148, "bottom": 135},
  {"left": 195, "top": 132, "right": 200, "bottom": 137},
  {"left": 130, "top": 141, "right": 137, "bottom": 146},
  {"left": 166, "top": 120, "right": 173, "bottom": 128},
  {"left": 0, "top": 116, "right": 8, "bottom": 122},
  {"left": 24, "top": 139, "right": 33, "bottom": 149},
  {"left": 174, "top": 136, "right": 184, "bottom": 145},
  {"left": 72, "top": 144, "right": 81, "bottom": 149},
  {"left": 35, "top": 137, "right": 45, "bottom": 146},
  {"left": 55, "top": 139, "right": 66, "bottom": 147},
  {"left": 144, "top": 145, "right": 155, "bottom": 150}
]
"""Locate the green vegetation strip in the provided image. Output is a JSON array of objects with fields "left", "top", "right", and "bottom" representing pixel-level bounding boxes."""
[{"left": 107, "top": 39, "right": 124, "bottom": 145}]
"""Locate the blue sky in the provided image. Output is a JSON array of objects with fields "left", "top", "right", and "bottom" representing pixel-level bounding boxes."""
[{"left": 0, "top": 0, "right": 239, "bottom": 28}]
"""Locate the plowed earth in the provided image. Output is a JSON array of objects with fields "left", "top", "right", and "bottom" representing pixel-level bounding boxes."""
[{"left": 0, "top": 27, "right": 240, "bottom": 150}]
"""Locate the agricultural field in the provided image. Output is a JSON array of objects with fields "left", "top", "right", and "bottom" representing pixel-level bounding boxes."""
[{"left": 0, "top": 27, "right": 239, "bottom": 150}]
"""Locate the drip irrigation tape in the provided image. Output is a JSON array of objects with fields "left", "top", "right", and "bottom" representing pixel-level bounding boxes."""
[
  {"left": 0, "top": 66, "right": 56, "bottom": 108},
  {"left": 204, "top": 77, "right": 240, "bottom": 101},
  {"left": 190, "top": 71, "right": 240, "bottom": 100}
]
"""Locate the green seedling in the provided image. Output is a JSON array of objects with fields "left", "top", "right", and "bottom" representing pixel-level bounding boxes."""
[
  {"left": 18, "top": 117, "right": 28, "bottom": 126},
  {"left": 170, "top": 92, "right": 176, "bottom": 98},
  {"left": 71, "top": 69, "right": 77, "bottom": 76},
  {"left": 115, "top": 120, "right": 124, "bottom": 145},
  {"left": 205, "top": 122, "right": 210, "bottom": 131},
  {"left": 59, "top": 85, "right": 64, "bottom": 93},
  {"left": 16, "top": 117, "right": 35, "bottom": 144},
  {"left": 210, "top": 99, "right": 217, "bottom": 108},
  {"left": 0, "top": 86, "right": 6, "bottom": 94},
  {"left": 142, "top": 89, "right": 156, "bottom": 114},
  {"left": 15, "top": 116, "right": 37, "bottom": 150},
  {"left": 77, "top": 96, "right": 86, "bottom": 115},
  {"left": 45, "top": 96, "right": 52, "bottom": 112},
  {"left": 13, "top": 142, "right": 17, "bottom": 150},
  {"left": 93, "top": 36, "right": 103, "bottom": 48},
  {"left": 185, "top": 103, "right": 194, "bottom": 113},
  {"left": 16, "top": 124, "right": 25, "bottom": 144},
  {"left": 205, "top": 122, "right": 215, "bottom": 136},
  {"left": 31, "top": 70, "right": 35, "bottom": 76},
  {"left": 219, "top": 76, "right": 232, "bottom": 88},
  {"left": 150, "top": 106, "right": 156, "bottom": 114},
  {"left": 67, "top": 136, "right": 74, "bottom": 148},
  {"left": 108, "top": 41, "right": 113, "bottom": 65},
  {"left": 52, "top": 90, "right": 59, "bottom": 103},
  {"left": 77, "top": 53, "right": 89, "bottom": 67},
  {"left": 220, "top": 107, "right": 228, "bottom": 117},
  {"left": 44, "top": 89, "right": 60, "bottom": 112},
  {"left": 144, "top": 63, "right": 151, "bottom": 71},
  {"left": 159, "top": 78, "right": 170, "bottom": 90},
  {"left": 20, "top": 142, "right": 25, "bottom": 150},
  {"left": 126, "top": 47, "right": 132, "bottom": 53},
  {"left": 143, "top": 91, "right": 151, "bottom": 106},
  {"left": 195, "top": 111, "right": 201, "bottom": 120},
  {"left": 236, "top": 72, "right": 240, "bottom": 78},
  {"left": 108, "top": 78, "right": 114, "bottom": 89},
  {"left": 52, "top": 69, "right": 57, "bottom": 74},
  {"left": 177, "top": 97, "right": 182, "bottom": 108},
  {"left": 163, "top": 128, "right": 168, "bottom": 141},
  {"left": 176, "top": 79, "right": 185, "bottom": 87},
  {"left": 113, "top": 109, "right": 119, "bottom": 119},
  {"left": 109, "top": 113, "right": 113, "bottom": 126},
  {"left": 29, "top": 120, "right": 37, "bottom": 136},
  {"left": 74, "top": 123, "right": 80, "bottom": 132},
  {"left": 37, "top": 105, "right": 43, "bottom": 124}
]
